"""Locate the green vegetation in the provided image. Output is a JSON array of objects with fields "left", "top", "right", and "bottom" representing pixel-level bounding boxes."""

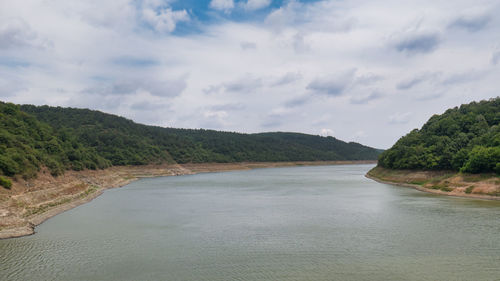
[
  {"left": 378, "top": 98, "right": 500, "bottom": 174},
  {"left": 0, "top": 101, "right": 381, "bottom": 186},
  {"left": 0, "top": 102, "right": 111, "bottom": 180},
  {"left": 23, "top": 197, "right": 72, "bottom": 217},
  {"left": 0, "top": 176, "right": 12, "bottom": 189},
  {"left": 465, "top": 186, "right": 475, "bottom": 194}
]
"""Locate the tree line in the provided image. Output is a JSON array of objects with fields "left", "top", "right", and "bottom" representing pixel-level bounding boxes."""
[
  {"left": 0, "top": 102, "right": 381, "bottom": 187},
  {"left": 378, "top": 98, "right": 500, "bottom": 174}
]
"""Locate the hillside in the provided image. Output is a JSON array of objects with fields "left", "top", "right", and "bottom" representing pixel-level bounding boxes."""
[
  {"left": 370, "top": 98, "right": 500, "bottom": 199},
  {"left": 0, "top": 102, "right": 381, "bottom": 187},
  {"left": 378, "top": 98, "right": 500, "bottom": 174}
]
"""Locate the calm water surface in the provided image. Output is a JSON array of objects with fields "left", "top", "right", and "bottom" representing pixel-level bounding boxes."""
[{"left": 1, "top": 164, "right": 500, "bottom": 281}]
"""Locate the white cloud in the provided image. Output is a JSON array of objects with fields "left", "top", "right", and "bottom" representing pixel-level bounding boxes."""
[
  {"left": 264, "top": 1, "right": 302, "bottom": 31},
  {"left": 1, "top": 0, "right": 499, "bottom": 149},
  {"left": 243, "top": 0, "right": 272, "bottom": 11},
  {"left": 389, "top": 112, "right": 412, "bottom": 124},
  {"left": 320, "top": 128, "right": 334, "bottom": 137},
  {"left": 240, "top": 41, "right": 257, "bottom": 50},
  {"left": 491, "top": 46, "right": 500, "bottom": 65},
  {"left": 141, "top": 7, "right": 189, "bottom": 33},
  {"left": 210, "top": 0, "right": 234, "bottom": 13}
]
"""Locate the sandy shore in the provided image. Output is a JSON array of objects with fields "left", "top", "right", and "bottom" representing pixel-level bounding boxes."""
[
  {"left": 0, "top": 161, "right": 375, "bottom": 239},
  {"left": 366, "top": 166, "right": 500, "bottom": 201}
]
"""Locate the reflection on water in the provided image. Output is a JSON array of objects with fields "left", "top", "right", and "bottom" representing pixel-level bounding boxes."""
[{"left": 1, "top": 164, "right": 499, "bottom": 281}]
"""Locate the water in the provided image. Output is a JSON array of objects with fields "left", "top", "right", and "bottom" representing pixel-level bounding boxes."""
[{"left": 1, "top": 164, "right": 499, "bottom": 281}]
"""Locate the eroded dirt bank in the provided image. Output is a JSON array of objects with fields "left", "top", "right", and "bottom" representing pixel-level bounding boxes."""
[
  {"left": 0, "top": 161, "right": 375, "bottom": 239},
  {"left": 367, "top": 166, "right": 500, "bottom": 200}
]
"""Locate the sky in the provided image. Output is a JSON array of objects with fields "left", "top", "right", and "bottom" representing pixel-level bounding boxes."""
[{"left": 1, "top": 0, "right": 499, "bottom": 149}]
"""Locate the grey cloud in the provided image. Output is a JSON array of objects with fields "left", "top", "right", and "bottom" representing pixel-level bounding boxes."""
[
  {"left": 307, "top": 71, "right": 355, "bottom": 96},
  {"left": 261, "top": 108, "right": 294, "bottom": 128},
  {"left": 441, "top": 69, "right": 487, "bottom": 85},
  {"left": 261, "top": 117, "right": 283, "bottom": 128},
  {"left": 491, "top": 50, "right": 500, "bottom": 65},
  {"left": 388, "top": 112, "right": 412, "bottom": 125},
  {"left": 145, "top": 78, "right": 187, "bottom": 97},
  {"left": 199, "top": 118, "right": 225, "bottom": 130},
  {"left": 130, "top": 101, "right": 168, "bottom": 111},
  {"left": 396, "top": 72, "right": 440, "bottom": 90},
  {"left": 205, "top": 72, "right": 301, "bottom": 96},
  {"left": 0, "top": 57, "right": 30, "bottom": 68},
  {"left": 0, "top": 77, "right": 27, "bottom": 97},
  {"left": 293, "top": 32, "right": 310, "bottom": 53},
  {"left": 206, "top": 76, "right": 263, "bottom": 94},
  {"left": 393, "top": 32, "right": 441, "bottom": 55},
  {"left": 414, "top": 92, "right": 445, "bottom": 101},
  {"left": 70, "top": 94, "right": 124, "bottom": 110},
  {"left": 354, "top": 73, "right": 384, "bottom": 86},
  {"left": 84, "top": 77, "right": 187, "bottom": 97},
  {"left": 271, "top": 72, "right": 302, "bottom": 87},
  {"left": 284, "top": 95, "right": 309, "bottom": 108},
  {"left": 0, "top": 19, "right": 38, "bottom": 49},
  {"left": 203, "top": 85, "right": 223, "bottom": 95},
  {"left": 111, "top": 56, "right": 159, "bottom": 67},
  {"left": 240, "top": 41, "right": 257, "bottom": 50},
  {"left": 448, "top": 15, "right": 490, "bottom": 32},
  {"left": 350, "top": 91, "right": 383, "bottom": 104},
  {"left": 210, "top": 103, "right": 245, "bottom": 111},
  {"left": 198, "top": 109, "right": 229, "bottom": 130},
  {"left": 110, "top": 81, "right": 138, "bottom": 94},
  {"left": 225, "top": 77, "right": 262, "bottom": 93}
]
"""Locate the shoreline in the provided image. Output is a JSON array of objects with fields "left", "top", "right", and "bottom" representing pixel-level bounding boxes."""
[
  {"left": 0, "top": 160, "right": 375, "bottom": 239},
  {"left": 365, "top": 173, "right": 500, "bottom": 201},
  {"left": 366, "top": 167, "right": 500, "bottom": 201}
]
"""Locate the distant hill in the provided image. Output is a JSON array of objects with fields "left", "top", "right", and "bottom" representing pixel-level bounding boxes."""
[
  {"left": 378, "top": 98, "right": 500, "bottom": 174},
  {"left": 0, "top": 102, "right": 381, "bottom": 184}
]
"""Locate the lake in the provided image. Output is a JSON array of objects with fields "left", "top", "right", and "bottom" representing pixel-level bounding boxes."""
[{"left": 1, "top": 164, "right": 499, "bottom": 281}]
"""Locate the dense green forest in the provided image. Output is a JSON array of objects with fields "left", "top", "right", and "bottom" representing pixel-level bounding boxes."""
[
  {"left": 0, "top": 102, "right": 381, "bottom": 187},
  {"left": 378, "top": 98, "right": 500, "bottom": 174}
]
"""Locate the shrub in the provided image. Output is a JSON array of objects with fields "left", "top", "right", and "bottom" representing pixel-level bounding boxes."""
[
  {"left": 461, "top": 146, "right": 500, "bottom": 173},
  {"left": 0, "top": 176, "right": 12, "bottom": 189},
  {"left": 45, "top": 158, "right": 64, "bottom": 176},
  {"left": 465, "top": 186, "right": 475, "bottom": 194},
  {"left": 0, "top": 155, "right": 20, "bottom": 176},
  {"left": 440, "top": 186, "right": 453, "bottom": 192}
]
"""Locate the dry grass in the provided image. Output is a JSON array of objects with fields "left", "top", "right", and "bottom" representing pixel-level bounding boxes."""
[{"left": 368, "top": 166, "right": 500, "bottom": 198}]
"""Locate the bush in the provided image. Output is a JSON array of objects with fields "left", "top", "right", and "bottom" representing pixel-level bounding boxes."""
[
  {"left": 0, "top": 176, "right": 12, "bottom": 189},
  {"left": 45, "top": 158, "right": 64, "bottom": 176},
  {"left": 465, "top": 186, "right": 475, "bottom": 194},
  {"left": 0, "top": 155, "right": 20, "bottom": 176},
  {"left": 461, "top": 146, "right": 500, "bottom": 174}
]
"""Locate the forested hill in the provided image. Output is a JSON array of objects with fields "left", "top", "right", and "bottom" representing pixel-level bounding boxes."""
[
  {"left": 0, "top": 102, "right": 381, "bottom": 183},
  {"left": 378, "top": 98, "right": 500, "bottom": 174}
]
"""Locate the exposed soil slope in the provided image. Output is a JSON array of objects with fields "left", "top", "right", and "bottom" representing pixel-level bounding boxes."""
[{"left": 367, "top": 166, "right": 500, "bottom": 200}]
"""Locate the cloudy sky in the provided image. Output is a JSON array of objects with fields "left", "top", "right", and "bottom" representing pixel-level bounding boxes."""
[{"left": 1, "top": 0, "right": 499, "bottom": 149}]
